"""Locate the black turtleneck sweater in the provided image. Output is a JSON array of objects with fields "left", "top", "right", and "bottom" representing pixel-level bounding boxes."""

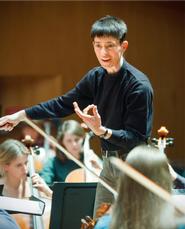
[{"left": 25, "top": 60, "right": 153, "bottom": 153}]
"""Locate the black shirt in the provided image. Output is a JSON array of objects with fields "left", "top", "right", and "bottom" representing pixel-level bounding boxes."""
[{"left": 25, "top": 60, "right": 153, "bottom": 153}]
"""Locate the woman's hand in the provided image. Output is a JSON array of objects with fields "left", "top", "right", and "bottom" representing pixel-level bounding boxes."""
[{"left": 31, "top": 173, "right": 53, "bottom": 198}]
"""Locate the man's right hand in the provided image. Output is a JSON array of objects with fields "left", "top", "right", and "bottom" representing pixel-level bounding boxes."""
[{"left": 0, "top": 110, "right": 26, "bottom": 131}]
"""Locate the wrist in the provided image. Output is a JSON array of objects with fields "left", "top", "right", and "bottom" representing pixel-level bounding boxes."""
[
  {"left": 94, "top": 126, "right": 107, "bottom": 136},
  {"left": 45, "top": 187, "right": 53, "bottom": 198},
  {"left": 96, "top": 127, "right": 112, "bottom": 139},
  {"left": 18, "top": 110, "right": 26, "bottom": 121}
]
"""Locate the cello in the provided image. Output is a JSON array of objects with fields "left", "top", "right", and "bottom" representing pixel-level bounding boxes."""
[
  {"left": 65, "top": 131, "right": 103, "bottom": 183},
  {"left": 22, "top": 135, "right": 50, "bottom": 229}
]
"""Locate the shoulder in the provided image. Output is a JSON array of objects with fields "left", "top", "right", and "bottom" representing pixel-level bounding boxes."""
[
  {"left": 83, "top": 67, "right": 105, "bottom": 81},
  {"left": 124, "top": 61, "right": 153, "bottom": 92},
  {"left": 0, "top": 209, "right": 19, "bottom": 229},
  {"left": 86, "top": 66, "right": 105, "bottom": 77}
]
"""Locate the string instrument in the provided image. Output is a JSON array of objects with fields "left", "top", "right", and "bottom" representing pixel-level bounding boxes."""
[
  {"left": 22, "top": 135, "right": 45, "bottom": 229},
  {"left": 81, "top": 203, "right": 111, "bottom": 229},
  {"left": 65, "top": 131, "right": 102, "bottom": 183},
  {"left": 23, "top": 119, "right": 185, "bottom": 228},
  {"left": 80, "top": 127, "right": 178, "bottom": 228},
  {"left": 151, "top": 126, "right": 174, "bottom": 152}
]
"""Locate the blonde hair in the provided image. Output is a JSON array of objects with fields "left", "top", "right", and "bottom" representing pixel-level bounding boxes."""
[
  {"left": 0, "top": 139, "right": 29, "bottom": 176},
  {"left": 111, "top": 144, "right": 174, "bottom": 229}
]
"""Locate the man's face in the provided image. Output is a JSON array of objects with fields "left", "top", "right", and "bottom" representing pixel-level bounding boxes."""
[{"left": 93, "top": 36, "right": 127, "bottom": 73}]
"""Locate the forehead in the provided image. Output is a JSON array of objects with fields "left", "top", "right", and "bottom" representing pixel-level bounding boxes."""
[
  {"left": 62, "top": 133, "right": 81, "bottom": 141},
  {"left": 93, "top": 36, "right": 120, "bottom": 44},
  {"left": 9, "top": 154, "right": 28, "bottom": 165}
]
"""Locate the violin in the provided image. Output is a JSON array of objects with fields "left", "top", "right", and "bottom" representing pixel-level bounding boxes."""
[
  {"left": 81, "top": 203, "right": 111, "bottom": 229},
  {"left": 151, "top": 126, "right": 174, "bottom": 152}
]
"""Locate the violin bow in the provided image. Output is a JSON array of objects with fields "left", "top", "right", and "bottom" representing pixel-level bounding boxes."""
[
  {"left": 110, "top": 157, "right": 185, "bottom": 215},
  {"left": 24, "top": 118, "right": 117, "bottom": 198}
]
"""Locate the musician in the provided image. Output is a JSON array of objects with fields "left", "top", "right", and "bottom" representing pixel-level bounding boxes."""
[
  {"left": 39, "top": 120, "right": 85, "bottom": 186},
  {"left": 94, "top": 145, "right": 185, "bottom": 229},
  {"left": 0, "top": 139, "right": 52, "bottom": 228},
  {"left": 0, "top": 15, "right": 153, "bottom": 214},
  {"left": 0, "top": 209, "right": 20, "bottom": 229}
]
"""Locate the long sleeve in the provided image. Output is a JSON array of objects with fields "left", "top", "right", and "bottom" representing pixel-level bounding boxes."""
[{"left": 25, "top": 70, "right": 96, "bottom": 119}]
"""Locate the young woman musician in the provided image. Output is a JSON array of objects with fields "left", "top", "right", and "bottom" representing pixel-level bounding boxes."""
[
  {"left": 0, "top": 139, "right": 51, "bottom": 229},
  {"left": 40, "top": 119, "right": 102, "bottom": 185},
  {"left": 94, "top": 145, "right": 185, "bottom": 229}
]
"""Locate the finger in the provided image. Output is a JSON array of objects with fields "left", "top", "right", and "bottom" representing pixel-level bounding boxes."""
[
  {"left": 33, "top": 183, "right": 41, "bottom": 189},
  {"left": 0, "top": 117, "right": 8, "bottom": 126},
  {"left": 0, "top": 122, "right": 8, "bottom": 130},
  {"left": 8, "top": 126, "right": 14, "bottom": 131},
  {"left": 73, "top": 101, "right": 81, "bottom": 111},
  {"left": 83, "top": 104, "right": 94, "bottom": 114},
  {"left": 74, "top": 108, "right": 84, "bottom": 119},
  {"left": 74, "top": 107, "right": 92, "bottom": 120},
  {"left": 81, "top": 122, "right": 89, "bottom": 129},
  {"left": 73, "top": 102, "right": 84, "bottom": 118},
  {"left": 93, "top": 106, "right": 100, "bottom": 118},
  {"left": 3, "top": 123, "right": 13, "bottom": 131}
]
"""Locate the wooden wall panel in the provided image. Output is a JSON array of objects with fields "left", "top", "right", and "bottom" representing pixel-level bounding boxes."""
[
  {"left": 0, "top": 75, "right": 62, "bottom": 110},
  {"left": 0, "top": 2, "right": 184, "bottom": 165}
]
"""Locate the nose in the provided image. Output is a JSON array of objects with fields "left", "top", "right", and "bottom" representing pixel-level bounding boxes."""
[
  {"left": 100, "top": 46, "right": 108, "bottom": 55},
  {"left": 71, "top": 140, "right": 78, "bottom": 147},
  {"left": 22, "top": 164, "right": 27, "bottom": 173}
]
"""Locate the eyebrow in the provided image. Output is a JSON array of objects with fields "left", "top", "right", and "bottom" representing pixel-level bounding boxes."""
[{"left": 94, "top": 41, "right": 115, "bottom": 44}]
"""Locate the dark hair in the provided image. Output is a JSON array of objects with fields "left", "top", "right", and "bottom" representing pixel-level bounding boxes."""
[
  {"left": 91, "top": 15, "right": 127, "bottom": 42},
  {"left": 56, "top": 120, "right": 85, "bottom": 162}
]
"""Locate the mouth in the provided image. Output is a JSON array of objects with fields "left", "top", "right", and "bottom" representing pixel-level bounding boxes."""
[{"left": 101, "top": 58, "right": 111, "bottom": 62}]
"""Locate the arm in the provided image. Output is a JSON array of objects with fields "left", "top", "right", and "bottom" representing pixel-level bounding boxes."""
[
  {"left": 25, "top": 72, "right": 95, "bottom": 120},
  {"left": 0, "top": 110, "right": 26, "bottom": 131},
  {"left": 0, "top": 71, "right": 95, "bottom": 131}
]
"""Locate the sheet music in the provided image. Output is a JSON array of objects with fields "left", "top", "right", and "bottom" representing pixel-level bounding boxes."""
[{"left": 0, "top": 196, "right": 45, "bottom": 215}]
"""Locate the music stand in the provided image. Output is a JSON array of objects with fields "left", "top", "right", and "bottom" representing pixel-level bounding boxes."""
[
  {"left": 49, "top": 182, "right": 97, "bottom": 229},
  {"left": 0, "top": 195, "right": 45, "bottom": 215}
]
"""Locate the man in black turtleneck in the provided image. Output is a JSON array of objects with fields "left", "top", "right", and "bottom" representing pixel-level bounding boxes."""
[{"left": 0, "top": 16, "right": 153, "bottom": 214}]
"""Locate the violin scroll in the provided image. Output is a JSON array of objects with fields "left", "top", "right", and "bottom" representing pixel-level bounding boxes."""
[
  {"left": 151, "top": 126, "right": 174, "bottom": 149},
  {"left": 81, "top": 203, "right": 111, "bottom": 229},
  {"left": 157, "top": 126, "right": 169, "bottom": 139}
]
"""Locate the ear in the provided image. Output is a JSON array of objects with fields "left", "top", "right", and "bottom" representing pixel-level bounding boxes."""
[
  {"left": 121, "top": 40, "right": 128, "bottom": 52},
  {"left": 3, "top": 164, "right": 9, "bottom": 173}
]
